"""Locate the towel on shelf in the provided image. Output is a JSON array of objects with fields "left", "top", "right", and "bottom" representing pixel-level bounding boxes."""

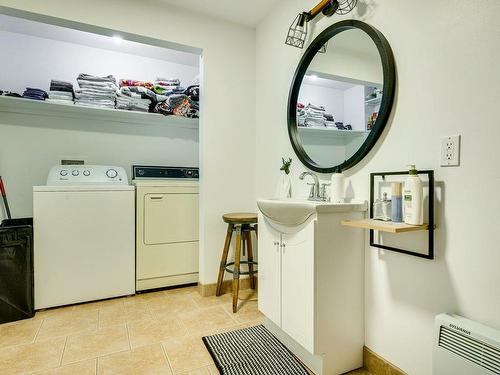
[
  {"left": 115, "top": 89, "right": 152, "bottom": 112},
  {"left": 48, "top": 90, "right": 74, "bottom": 103},
  {"left": 119, "top": 79, "right": 154, "bottom": 90},
  {"left": 155, "top": 78, "right": 181, "bottom": 86},
  {"left": 154, "top": 94, "right": 196, "bottom": 117},
  {"left": 23, "top": 87, "right": 48, "bottom": 101},
  {"left": 153, "top": 84, "right": 185, "bottom": 95},
  {"left": 49, "top": 80, "right": 74, "bottom": 98},
  {"left": 153, "top": 77, "right": 184, "bottom": 95},
  {"left": 184, "top": 85, "right": 199, "bottom": 102},
  {"left": 0, "top": 90, "right": 22, "bottom": 98},
  {"left": 46, "top": 99, "right": 75, "bottom": 106},
  {"left": 118, "top": 86, "right": 166, "bottom": 104},
  {"left": 77, "top": 74, "right": 116, "bottom": 83},
  {"left": 75, "top": 73, "right": 117, "bottom": 108}
]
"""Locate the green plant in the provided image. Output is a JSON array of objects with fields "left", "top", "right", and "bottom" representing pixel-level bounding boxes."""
[{"left": 280, "top": 157, "right": 292, "bottom": 175}]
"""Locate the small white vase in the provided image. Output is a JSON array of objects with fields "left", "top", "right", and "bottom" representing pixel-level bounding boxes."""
[{"left": 276, "top": 173, "right": 292, "bottom": 198}]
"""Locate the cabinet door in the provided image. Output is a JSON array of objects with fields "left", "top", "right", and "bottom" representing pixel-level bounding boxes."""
[
  {"left": 281, "top": 220, "right": 316, "bottom": 354},
  {"left": 257, "top": 213, "right": 282, "bottom": 327},
  {"left": 144, "top": 193, "right": 198, "bottom": 244}
]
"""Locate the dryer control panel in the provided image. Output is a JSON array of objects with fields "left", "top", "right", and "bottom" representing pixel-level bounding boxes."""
[
  {"left": 132, "top": 165, "right": 199, "bottom": 180},
  {"left": 47, "top": 165, "right": 128, "bottom": 185}
]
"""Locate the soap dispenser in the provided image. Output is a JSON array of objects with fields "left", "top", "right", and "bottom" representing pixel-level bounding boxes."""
[
  {"left": 330, "top": 167, "right": 345, "bottom": 203},
  {"left": 403, "top": 165, "right": 423, "bottom": 225}
]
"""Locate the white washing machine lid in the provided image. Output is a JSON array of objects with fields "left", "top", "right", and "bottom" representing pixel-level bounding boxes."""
[{"left": 33, "top": 185, "right": 135, "bottom": 192}]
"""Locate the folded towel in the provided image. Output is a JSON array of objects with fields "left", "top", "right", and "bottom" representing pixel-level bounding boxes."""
[
  {"left": 119, "top": 79, "right": 154, "bottom": 90},
  {"left": 77, "top": 73, "right": 116, "bottom": 83}
]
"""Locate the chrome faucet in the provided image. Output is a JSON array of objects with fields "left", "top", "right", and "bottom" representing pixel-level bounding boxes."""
[{"left": 299, "top": 171, "right": 331, "bottom": 201}]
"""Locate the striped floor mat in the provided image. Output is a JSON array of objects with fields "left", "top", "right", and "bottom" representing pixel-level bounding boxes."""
[{"left": 202, "top": 324, "right": 310, "bottom": 375}]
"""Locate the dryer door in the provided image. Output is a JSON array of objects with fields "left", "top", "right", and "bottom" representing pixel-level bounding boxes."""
[{"left": 144, "top": 192, "right": 199, "bottom": 245}]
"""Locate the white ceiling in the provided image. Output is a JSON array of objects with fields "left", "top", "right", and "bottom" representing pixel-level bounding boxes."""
[
  {"left": 0, "top": 14, "right": 200, "bottom": 66},
  {"left": 303, "top": 74, "right": 358, "bottom": 90},
  {"left": 158, "top": 0, "right": 282, "bottom": 27}
]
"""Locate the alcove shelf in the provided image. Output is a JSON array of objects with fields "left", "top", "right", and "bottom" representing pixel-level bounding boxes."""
[
  {"left": 341, "top": 219, "right": 430, "bottom": 233},
  {"left": 298, "top": 126, "right": 369, "bottom": 138},
  {"left": 365, "top": 97, "right": 381, "bottom": 105},
  {"left": 0, "top": 96, "right": 199, "bottom": 129}
]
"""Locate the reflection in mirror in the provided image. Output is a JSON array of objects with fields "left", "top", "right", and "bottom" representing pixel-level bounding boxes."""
[{"left": 296, "top": 29, "right": 383, "bottom": 168}]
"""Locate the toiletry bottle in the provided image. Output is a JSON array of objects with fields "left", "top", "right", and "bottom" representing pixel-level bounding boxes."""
[
  {"left": 330, "top": 167, "right": 345, "bottom": 203},
  {"left": 391, "top": 182, "right": 403, "bottom": 222},
  {"left": 403, "top": 165, "right": 423, "bottom": 225},
  {"left": 381, "top": 192, "right": 392, "bottom": 221}
]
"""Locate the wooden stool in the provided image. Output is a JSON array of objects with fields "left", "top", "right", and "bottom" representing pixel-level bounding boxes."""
[{"left": 216, "top": 213, "right": 258, "bottom": 313}]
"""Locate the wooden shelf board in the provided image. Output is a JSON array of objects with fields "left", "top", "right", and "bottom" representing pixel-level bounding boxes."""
[
  {"left": 341, "top": 219, "right": 430, "bottom": 233},
  {"left": 0, "top": 95, "right": 199, "bottom": 129}
]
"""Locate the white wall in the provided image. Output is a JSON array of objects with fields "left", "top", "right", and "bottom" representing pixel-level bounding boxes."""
[
  {"left": 0, "top": 0, "right": 256, "bottom": 286},
  {"left": 299, "top": 83, "right": 344, "bottom": 121},
  {"left": 0, "top": 30, "right": 199, "bottom": 94},
  {"left": 309, "top": 29, "right": 382, "bottom": 85},
  {"left": 256, "top": 1, "right": 500, "bottom": 374},
  {"left": 343, "top": 85, "right": 365, "bottom": 131}
]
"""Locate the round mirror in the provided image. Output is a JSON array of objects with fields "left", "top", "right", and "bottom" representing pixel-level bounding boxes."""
[{"left": 288, "top": 20, "right": 396, "bottom": 173}]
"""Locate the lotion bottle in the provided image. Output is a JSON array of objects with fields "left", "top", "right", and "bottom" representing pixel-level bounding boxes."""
[
  {"left": 403, "top": 165, "right": 423, "bottom": 225},
  {"left": 330, "top": 167, "right": 345, "bottom": 203}
]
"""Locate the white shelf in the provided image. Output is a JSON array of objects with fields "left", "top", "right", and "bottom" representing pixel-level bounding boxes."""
[
  {"left": 298, "top": 126, "right": 369, "bottom": 138},
  {"left": 0, "top": 96, "right": 199, "bottom": 129},
  {"left": 365, "top": 97, "right": 382, "bottom": 105}
]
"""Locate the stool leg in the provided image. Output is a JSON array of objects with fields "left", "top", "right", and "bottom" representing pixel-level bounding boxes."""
[
  {"left": 232, "top": 226, "right": 242, "bottom": 313},
  {"left": 216, "top": 223, "right": 233, "bottom": 297},
  {"left": 245, "top": 229, "right": 256, "bottom": 290}
]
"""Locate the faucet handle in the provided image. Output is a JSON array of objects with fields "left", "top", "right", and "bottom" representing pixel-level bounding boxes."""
[
  {"left": 320, "top": 183, "right": 331, "bottom": 200},
  {"left": 306, "top": 183, "right": 315, "bottom": 198}
]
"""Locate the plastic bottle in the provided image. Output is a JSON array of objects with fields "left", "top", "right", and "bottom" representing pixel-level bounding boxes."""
[
  {"left": 330, "top": 167, "right": 345, "bottom": 203},
  {"left": 403, "top": 165, "right": 423, "bottom": 225},
  {"left": 391, "top": 182, "right": 403, "bottom": 222}
]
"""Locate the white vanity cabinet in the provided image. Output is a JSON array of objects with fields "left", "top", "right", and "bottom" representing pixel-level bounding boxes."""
[
  {"left": 259, "top": 216, "right": 316, "bottom": 352},
  {"left": 257, "top": 200, "right": 367, "bottom": 375}
]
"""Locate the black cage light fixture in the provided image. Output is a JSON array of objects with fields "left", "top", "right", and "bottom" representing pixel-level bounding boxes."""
[{"left": 285, "top": 0, "right": 358, "bottom": 50}]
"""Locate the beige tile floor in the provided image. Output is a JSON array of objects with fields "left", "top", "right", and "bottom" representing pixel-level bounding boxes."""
[{"left": 0, "top": 287, "right": 370, "bottom": 375}]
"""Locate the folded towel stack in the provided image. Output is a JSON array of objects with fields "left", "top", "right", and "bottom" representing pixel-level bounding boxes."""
[
  {"left": 47, "top": 80, "right": 74, "bottom": 105},
  {"left": 23, "top": 87, "right": 48, "bottom": 101},
  {"left": 153, "top": 78, "right": 185, "bottom": 95},
  {"left": 75, "top": 73, "right": 117, "bottom": 109},
  {"left": 116, "top": 86, "right": 153, "bottom": 112},
  {"left": 297, "top": 102, "right": 336, "bottom": 128}
]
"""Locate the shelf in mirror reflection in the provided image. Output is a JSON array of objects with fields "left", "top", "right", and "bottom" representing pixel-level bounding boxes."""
[
  {"left": 298, "top": 126, "right": 369, "bottom": 138},
  {"left": 365, "top": 97, "right": 382, "bottom": 105}
]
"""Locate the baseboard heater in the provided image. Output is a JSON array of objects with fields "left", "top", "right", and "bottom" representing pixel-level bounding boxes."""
[{"left": 433, "top": 313, "right": 500, "bottom": 374}]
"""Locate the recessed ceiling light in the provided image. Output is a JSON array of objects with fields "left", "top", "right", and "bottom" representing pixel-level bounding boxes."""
[
  {"left": 310, "top": 75, "right": 318, "bottom": 81},
  {"left": 112, "top": 35, "right": 123, "bottom": 44}
]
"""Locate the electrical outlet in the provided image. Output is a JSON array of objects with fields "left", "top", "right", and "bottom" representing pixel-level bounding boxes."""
[{"left": 441, "top": 135, "right": 460, "bottom": 167}]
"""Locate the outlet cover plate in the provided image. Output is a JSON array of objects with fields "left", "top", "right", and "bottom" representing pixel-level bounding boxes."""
[{"left": 441, "top": 135, "right": 460, "bottom": 167}]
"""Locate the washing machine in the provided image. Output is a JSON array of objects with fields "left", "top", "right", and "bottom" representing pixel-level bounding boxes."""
[
  {"left": 33, "top": 165, "right": 135, "bottom": 309},
  {"left": 133, "top": 165, "right": 199, "bottom": 291}
]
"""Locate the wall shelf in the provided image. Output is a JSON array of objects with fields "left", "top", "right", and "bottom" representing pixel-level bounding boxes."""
[
  {"left": 298, "top": 126, "right": 369, "bottom": 138},
  {"left": 365, "top": 97, "right": 381, "bottom": 105},
  {"left": 0, "top": 96, "right": 199, "bottom": 129},
  {"left": 342, "top": 219, "right": 430, "bottom": 233},
  {"left": 342, "top": 170, "right": 435, "bottom": 259}
]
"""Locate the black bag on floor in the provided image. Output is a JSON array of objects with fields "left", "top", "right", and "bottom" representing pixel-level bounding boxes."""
[{"left": 0, "top": 218, "right": 34, "bottom": 323}]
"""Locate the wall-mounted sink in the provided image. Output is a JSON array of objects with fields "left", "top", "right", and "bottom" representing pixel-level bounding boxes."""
[{"left": 257, "top": 198, "right": 367, "bottom": 227}]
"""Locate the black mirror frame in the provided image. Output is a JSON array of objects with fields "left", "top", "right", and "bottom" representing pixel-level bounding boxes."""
[{"left": 287, "top": 20, "right": 396, "bottom": 173}]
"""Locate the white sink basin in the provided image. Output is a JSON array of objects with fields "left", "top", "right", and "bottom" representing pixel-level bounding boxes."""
[{"left": 257, "top": 198, "right": 367, "bottom": 227}]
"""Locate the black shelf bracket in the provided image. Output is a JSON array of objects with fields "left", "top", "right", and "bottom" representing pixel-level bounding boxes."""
[{"left": 369, "top": 170, "right": 435, "bottom": 259}]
